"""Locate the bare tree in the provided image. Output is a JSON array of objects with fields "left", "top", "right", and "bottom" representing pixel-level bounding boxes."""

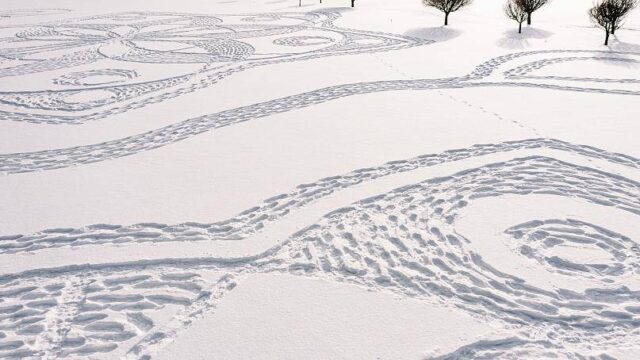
[
  {"left": 351, "top": 0, "right": 355, "bottom": 7},
  {"left": 515, "top": 0, "right": 549, "bottom": 25},
  {"left": 610, "top": 0, "right": 636, "bottom": 34},
  {"left": 505, "top": 0, "right": 528, "bottom": 33},
  {"left": 589, "top": 0, "right": 637, "bottom": 45},
  {"left": 423, "top": 0, "right": 473, "bottom": 26}
]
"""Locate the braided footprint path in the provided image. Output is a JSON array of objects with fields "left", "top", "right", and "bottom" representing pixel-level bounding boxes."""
[
  {"left": 1, "top": 50, "right": 639, "bottom": 175},
  {"left": 2, "top": 6, "right": 640, "bottom": 360},
  {"left": 1, "top": 139, "right": 639, "bottom": 359},
  {"left": 0, "top": 10, "right": 430, "bottom": 125},
  {"left": 1, "top": 138, "right": 639, "bottom": 257}
]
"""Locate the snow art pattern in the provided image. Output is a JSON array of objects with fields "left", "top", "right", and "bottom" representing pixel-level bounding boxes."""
[{"left": 1, "top": 8, "right": 639, "bottom": 360}]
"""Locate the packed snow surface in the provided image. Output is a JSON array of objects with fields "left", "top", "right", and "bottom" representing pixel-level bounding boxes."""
[{"left": 0, "top": 0, "right": 639, "bottom": 358}]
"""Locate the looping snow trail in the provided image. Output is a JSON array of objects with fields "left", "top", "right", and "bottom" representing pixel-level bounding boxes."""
[
  {"left": 1, "top": 49, "right": 639, "bottom": 174},
  {"left": 2, "top": 140, "right": 640, "bottom": 359},
  {"left": 0, "top": 10, "right": 430, "bottom": 125},
  {"left": 1, "top": 3, "right": 640, "bottom": 359}
]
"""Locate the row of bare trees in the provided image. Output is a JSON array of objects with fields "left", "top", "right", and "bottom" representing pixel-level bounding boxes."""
[
  {"left": 300, "top": 0, "right": 636, "bottom": 45},
  {"left": 422, "top": 0, "right": 637, "bottom": 45},
  {"left": 423, "top": 0, "right": 549, "bottom": 27}
]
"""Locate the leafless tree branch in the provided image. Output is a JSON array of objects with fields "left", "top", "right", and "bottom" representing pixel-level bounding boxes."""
[
  {"left": 423, "top": 0, "right": 473, "bottom": 26},
  {"left": 589, "top": 0, "right": 637, "bottom": 45},
  {"left": 505, "top": 0, "right": 528, "bottom": 33},
  {"left": 515, "top": 0, "right": 549, "bottom": 25}
]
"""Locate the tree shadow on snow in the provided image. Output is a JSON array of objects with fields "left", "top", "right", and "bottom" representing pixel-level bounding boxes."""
[
  {"left": 496, "top": 27, "right": 553, "bottom": 49},
  {"left": 607, "top": 38, "right": 640, "bottom": 53},
  {"left": 404, "top": 26, "right": 461, "bottom": 42},
  {"left": 596, "top": 55, "right": 640, "bottom": 69},
  {"left": 594, "top": 39, "right": 640, "bottom": 71}
]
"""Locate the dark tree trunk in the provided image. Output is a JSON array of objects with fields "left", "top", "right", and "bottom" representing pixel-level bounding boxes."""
[
  {"left": 605, "top": 29, "right": 610, "bottom": 45},
  {"left": 444, "top": 12, "right": 449, "bottom": 26},
  {"left": 518, "top": 22, "right": 522, "bottom": 34},
  {"left": 299, "top": 0, "right": 301, "bottom": 6},
  {"left": 351, "top": 0, "right": 355, "bottom": 7},
  {"left": 611, "top": 17, "right": 619, "bottom": 34},
  {"left": 527, "top": 12, "right": 532, "bottom": 25}
]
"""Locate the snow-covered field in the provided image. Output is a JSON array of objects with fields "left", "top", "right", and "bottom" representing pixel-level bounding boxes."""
[{"left": 1, "top": 0, "right": 639, "bottom": 358}]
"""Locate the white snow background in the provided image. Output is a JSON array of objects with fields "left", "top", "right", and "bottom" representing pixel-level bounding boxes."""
[{"left": 0, "top": 0, "right": 639, "bottom": 359}]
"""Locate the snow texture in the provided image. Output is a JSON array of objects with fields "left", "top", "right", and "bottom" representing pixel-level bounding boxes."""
[{"left": 0, "top": 0, "right": 639, "bottom": 359}]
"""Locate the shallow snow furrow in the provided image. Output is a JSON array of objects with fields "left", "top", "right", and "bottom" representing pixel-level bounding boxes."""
[
  {"left": 505, "top": 219, "right": 640, "bottom": 279},
  {"left": 1, "top": 49, "right": 638, "bottom": 174},
  {"left": 0, "top": 267, "right": 225, "bottom": 359},
  {"left": 1, "top": 8, "right": 639, "bottom": 359},
  {"left": 0, "top": 154, "right": 639, "bottom": 358},
  {"left": 260, "top": 156, "right": 640, "bottom": 358},
  {"left": 1, "top": 138, "right": 638, "bottom": 254},
  {"left": 0, "top": 11, "right": 428, "bottom": 125}
]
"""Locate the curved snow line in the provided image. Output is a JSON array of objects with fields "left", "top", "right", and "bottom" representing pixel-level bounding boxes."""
[
  {"left": 2, "top": 154, "right": 639, "bottom": 358},
  {"left": 1, "top": 138, "right": 639, "bottom": 254},
  {"left": 2, "top": 49, "right": 639, "bottom": 174},
  {"left": 0, "top": 10, "right": 430, "bottom": 124},
  {"left": 2, "top": 144, "right": 639, "bottom": 275}
]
